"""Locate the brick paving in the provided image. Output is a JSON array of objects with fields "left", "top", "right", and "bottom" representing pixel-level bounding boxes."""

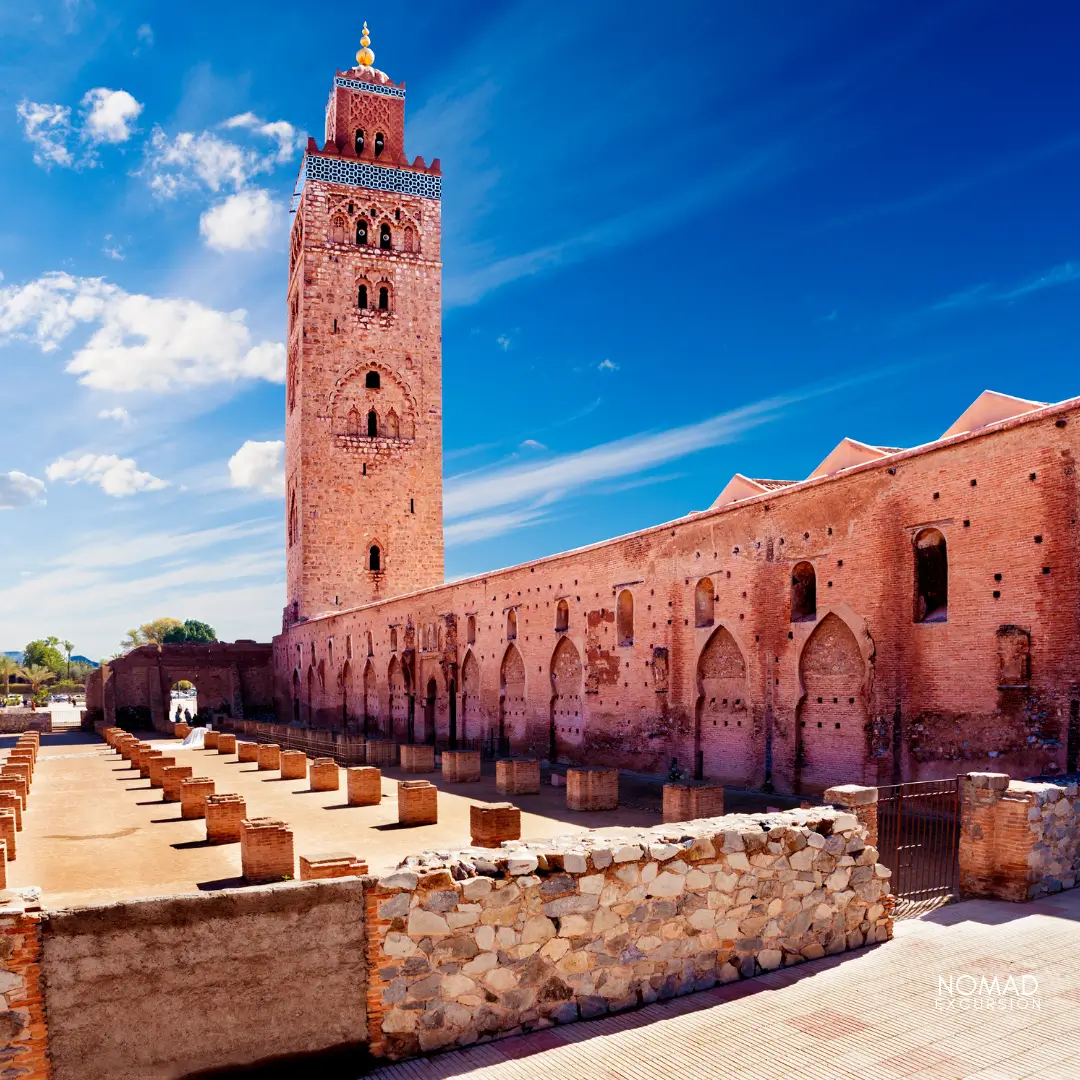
[{"left": 366, "top": 890, "right": 1080, "bottom": 1080}]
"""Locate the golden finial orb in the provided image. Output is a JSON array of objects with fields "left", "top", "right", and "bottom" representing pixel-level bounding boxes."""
[{"left": 356, "top": 21, "right": 375, "bottom": 68}]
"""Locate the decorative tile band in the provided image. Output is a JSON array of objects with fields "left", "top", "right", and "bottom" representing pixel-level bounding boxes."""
[
  {"left": 304, "top": 155, "right": 441, "bottom": 200},
  {"left": 335, "top": 76, "right": 406, "bottom": 100}
]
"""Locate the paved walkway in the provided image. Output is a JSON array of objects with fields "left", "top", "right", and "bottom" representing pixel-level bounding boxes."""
[{"left": 367, "top": 890, "right": 1080, "bottom": 1080}]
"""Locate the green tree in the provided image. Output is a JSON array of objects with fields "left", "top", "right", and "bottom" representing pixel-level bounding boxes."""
[
  {"left": 121, "top": 618, "right": 183, "bottom": 652},
  {"left": 62, "top": 639, "right": 74, "bottom": 679},
  {"left": 18, "top": 664, "right": 56, "bottom": 702},
  {"left": 23, "top": 637, "right": 65, "bottom": 674},
  {"left": 163, "top": 619, "right": 217, "bottom": 644},
  {"left": 0, "top": 656, "right": 18, "bottom": 701}
]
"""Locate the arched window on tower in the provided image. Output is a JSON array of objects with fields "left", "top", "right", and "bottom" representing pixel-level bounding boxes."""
[
  {"left": 380, "top": 224, "right": 392, "bottom": 250},
  {"left": 356, "top": 218, "right": 368, "bottom": 245},
  {"left": 404, "top": 227, "right": 415, "bottom": 253},
  {"left": 378, "top": 286, "right": 389, "bottom": 311},
  {"left": 555, "top": 599, "right": 569, "bottom": 632},
  {"left": 790, "top": 562, "right": 817, "bottom": 622},
  {"left": 466, "top": 614, "right": 476, "bottom": 644},
  {"left": 914, "top": 528, "right": 948, "bottom": 622},
  {"left": 358, "top": 284, "right": 368, "bottom": 309},
  {"left": 347, "top": 407, "right": 361, "bottom": 436},
  {"left": 369, "top": 545, "right": 382, "bottom": 572},
  {"left": 365, "top": 370, "right": 380, "bottom": 389},
  {"left": 695, "top": 578, "right": 715, "bottom": 627},
  {"left": 374, "top": 131, "right": 385, "bottom": 157},
  {"left": 367, "top": 410, "right": 378, "bottom": 437},
  {"left": 617, "top": 589, "right": 634, "bottom": 646},
  {"left": 385, "top": 409, "right": 399, "bottom": 438},
  {"left": 390, "top": 627, "right": 398, "bottom": 651},
  {"left": 330, "top": 216, "right": 346, "bottom": 244},
  {"left": 506, "top": 609, "right": 517, "bottom": 641},
  {"left": 354, "top": 129, "right": 365, "bottom": 155}
]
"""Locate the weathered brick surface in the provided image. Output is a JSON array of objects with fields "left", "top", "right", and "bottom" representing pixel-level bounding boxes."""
[
  {"left": 1, "top": 774, "right": 28, "bottom": 810},
  {"left": 174, "top": 722, "right": 192, "bottom": 739},
  {"left": 567, "top": 767, "right": 619, "bottom": 811},
  {"left": 240, "top": 818, "right": 294, "bottom": 883},
  {"left": 442, "top": 749, "right": 480, "bottom": 782},
  {"left": 162, "top": 765, "right": 194, "bottom": 802},
  {"left": 217, "top": 733, "right": 237, "bottom": 755},
  {"left": 138, "top": 749, "right": 163, "bottom": 780},
  {"left": 180, "top": 778, "right": 216, "bottom": 820},
  {"left": 398, "top": 780, "right": 437, "bottom": 825},
  {"left": 824, "top": 784, "right": 879, "bottom": 846},
  {"left": 148, "top": 755, "right": 177, "bottom": 788},
  {"left": 496, "top": 758, "right": 541, "bottom": 795},
  {"left": 257, "top": 744, "right": 281, "bottom": 770},
  {"left": 0, "top": 905, "right": 48, "bottom": 1080},
  {"left": 470, "top": 802, "right": 520, "bottom": 847},
  {"left": 203, "top": 730, "right": 221, "bottom": 750},
  {"left": 663, "top": 783, "right": 726, "bottom": 824},
  {"left": 347, "top": 766, "right": 382, "bottom": 805},
  {"left": 366, "top": 740, "right": 398, "bottom": 767},
  {"left": 237, "top": 741, "right": 259, "bottom": 763},
  {"left": 0, "top": 790, "right": 23, "bottom": 830},
  {"left": 205, "top": 794, "right": 248, "bottom": 844},
  {"left": 280, "top": 749, "right": 308, "bottom": 779},
  {"left": 0, "top": 810, "right": 16, "bottom": 860},
  {"left": 309, "top": 758, "right": 340, "bottom": 791},
  {"left": 400, "top": 743, "right": 435, "bottom": 773},
  {"left": 299, "top": 852, "right": 368, "bottom": 879},
  {"left": 2, "top": 763, "right": 31, "bottom": 794}
]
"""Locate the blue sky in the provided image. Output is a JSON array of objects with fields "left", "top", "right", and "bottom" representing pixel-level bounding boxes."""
[{"left": 2, "top": 0, "right": 1079, "bottom": 660}]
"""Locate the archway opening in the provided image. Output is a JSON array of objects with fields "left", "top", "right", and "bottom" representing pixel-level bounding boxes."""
[
  {"left": 170, "top": 679, "right": 198, "bottom": 725},
  {"left": 915, "top": 528, "right": 948, "bottom": 622},
  {"left": 791, "top": 562, "right": 817, "bottom": 622},
  {"left": 424, "top": 677, "right": 437, "bottom": 745}
]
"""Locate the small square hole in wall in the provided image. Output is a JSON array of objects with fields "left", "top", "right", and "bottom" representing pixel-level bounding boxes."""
[
  {"left": 933, "top": 492, "right": 940, "bottom": 500},
  {"left": 737, "top": 720, "right": 742, "bottom": 727},
  {"left": 817, "top": 697, "right": 823, "bottom": 704},
  {"left": 1043, "top": 567, "right": 1052, "bottom": 575},
  {"left": 833, "top": 697, "right": 838, "bottom": 704},
  {"left": 849, "top": 697, "right": 855, "bottom": 704},
  {"left": 964, "top": 520, "right": 970, "bottom": 527},
  {"left": 838, "top": 559, "right": 843, "bottom": 567},
  {"left": 971, "top": 479, "right": 977, "bottom": 487},
  {"left": 835, "top": 723, "right": 841, "bottom": 729},
  {"left": 994, "top": 573, "right": 1002, "bottom": 581},
  {"left": 817, "top": 721, "right": 823, "bottom": 728},
  {"left": 1030, "top": 472, "right": 1037, "bottom": 481},
  {"left": 801, "top": 720, "right": 806, "bottom": 728},
  {"left": 993, "top": 591, "right": 1001, "bottom": 599},
  {"left": 1035, "top": 535, "right": 1043, "bottom": 543}
]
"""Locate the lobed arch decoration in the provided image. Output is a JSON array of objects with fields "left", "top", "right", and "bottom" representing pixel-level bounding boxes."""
[
  {"left": 362, "top": 658, "right": 378, "bottom": 736},
  {"left": 327, "top": 358, "right": 417, "bottom": 442},
  {"left": 794, "top": 610, "right": 872, "bottom": 795},
  {"left": 549, "top": 636, "right": 583, "bottom": 763},
  {"left": 291, "top": 668, "right": 300, "bottom": 723},
  {"left": 340, "top": 659, "right": 353, "bottom": 727},
  {"left": 461, "top": 649, "right": 481, "bottom": 741},
  {"left": 499, "top": 643, "right": 526, "bottom": 748},
  {"left": 388, "top": 654, "right": 408, "bottom": 741},
  {"left": 695, "top": 624, "right": 751, "bottom": 785},
  {"left": 329, "top": 214, "right": 348, "bottom": 244}
]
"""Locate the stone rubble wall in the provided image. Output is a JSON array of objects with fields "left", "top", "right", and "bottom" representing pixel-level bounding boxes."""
[
  {"left": 365, "top": 806, "right": 893, "bottom": 1059},
  {"left": 960, "top": 772, "right": 1080, "bottom": 901},
  {"left": 0, "top": 714, "right": 51, "bottom": 735},
  {"left": 0, "top": 894, "right": 48, "bottom": 1080}
]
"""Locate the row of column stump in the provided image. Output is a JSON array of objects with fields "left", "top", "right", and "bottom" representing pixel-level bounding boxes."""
[{"left": 0, "top": 731, "right": 40, "bottom": 888}]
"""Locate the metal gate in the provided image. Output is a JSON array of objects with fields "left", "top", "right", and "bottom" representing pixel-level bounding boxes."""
[{"left": 875, "top": 777, "right": 960, "bottom": 919}]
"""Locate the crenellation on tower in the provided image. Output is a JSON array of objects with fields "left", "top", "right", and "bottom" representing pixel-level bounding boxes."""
[{"left": 285, "top": 26, "right": 444, "bottom": 628}]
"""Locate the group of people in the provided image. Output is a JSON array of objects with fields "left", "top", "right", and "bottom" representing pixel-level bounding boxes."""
[{"left": 175, "top": 705, "right": 193, "bottom": 724}]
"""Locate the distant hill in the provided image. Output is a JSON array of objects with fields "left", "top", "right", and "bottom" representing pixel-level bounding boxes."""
[{"left": 3, "top": 651, "right": 99, "bottom": 668}]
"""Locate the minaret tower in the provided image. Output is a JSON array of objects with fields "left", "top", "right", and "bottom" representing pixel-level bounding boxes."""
[{"left": 285, "top": 24, "right": 444, "bottom": 624}]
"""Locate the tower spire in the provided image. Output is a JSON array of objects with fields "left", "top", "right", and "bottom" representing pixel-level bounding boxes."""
[{"left": 356, "top": 21, "right": 375, "bottom": 69}]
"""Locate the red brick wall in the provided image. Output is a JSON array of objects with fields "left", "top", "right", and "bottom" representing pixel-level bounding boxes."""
[
  {"left": 0, "top": 908, "right": 48, "bottom": 1080},
  {"left": 275, "top": 400, "right": 1080, "bottom": 795}
]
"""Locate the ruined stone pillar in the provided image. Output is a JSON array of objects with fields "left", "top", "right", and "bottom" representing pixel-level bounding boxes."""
[
  {"left": 309, "top": 758, "right": 340, "bottom": 791},
  {"left": 959, "top": 772, "right": 1034, "bottom": 901},
  {"left": 299, "top": 852, "right": 368, "bottom": 880},
  {"left": 1, "top": 775, "right": 27, "bottom": 810},
  {"left": 174, "top": 722, "right": 192, "bottom": 739},
  {"left": 397, "top": 780, "right": 437, "bottom": 825},
  {"left": 470, "top": 803, "right": 521, "bottom": 847},
  {"left": 400, "top": 744, "right": 435, "bottom": 773},
  {"left": 0, "top": 809, "right": 16, "bottom": 860},
  {"left": 257, "top": 744, "right": 281, "bottom": 771},
  {"left": 217, "top": 734, "right": 237, "bottom": 755},
  {"left": 442, "top": 750, "right": 481, "bottom": 783},
  {"left": 663, "top": 783, "right": 725, "bottom": 824},
  {"left": 347, "top": 767, "right": 382, "bottom": 806},
  {"left": 241, "top": 818, "right": 294, "bottom": 883},
  {"left": 1, "top": 764, "right": 31, "bottom": 795},
  {"left": 139, "top": 749, "right": 163, "bottom": 780},
  {"left": 180, "top": 777, "right": 216, "bottom": 819},
  {"left": 203, "top": 731, "right": 221, "bottom": 751},
  {"left": 566, "top": 767, "right": 619, "bottom": 811},
  {"left": 162, "top": 765, "right": 194, "bottom": 802},
  {"left": 205, "top": 793, "right": 247, "bottom": 843},
  {"left": 237, "top": 741, "right": 259, "bottom": 763},
  {"left": 824, "top": 783, "right": 879, "bottom": 846},
  {"left": 0, "top": 791, "right": 22, "bottom": 830},
  {"left": 280, "top": 750, "right": 307, "bottom": 779},
  {"left": 496, "top": 758, "right": 541, "bottom": 796},
  {"left": 148, "top": 755, "right": 177, "bottom": 788}
]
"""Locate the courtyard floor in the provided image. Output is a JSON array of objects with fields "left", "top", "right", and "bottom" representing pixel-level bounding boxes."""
[
  {"left": 8, "top": 730, "right": 704, "bottom": 907},
  {"left": 365, "top": 888, "right": 1080, "bottom": 1080}
]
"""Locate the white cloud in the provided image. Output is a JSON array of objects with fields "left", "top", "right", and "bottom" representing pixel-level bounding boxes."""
[
  {"left": 445, "top": 506, "right": 549, "bottom": 547},
  {"left": 0, "top": 271, "right": 285, "bottom": 392},
  {"left": 97, "top": 407, "right": 130, "bottom": 424},
  {"left": 102, "top": 234, "right": 124, "bottom": 260},
  {"left": 200, "top": 189, "right": 283, "bottom": 252},
  {"left": 222, "top": 112, "right": 305, "bottom": 163},
  {"left": 496, "top": 335, "right": 511, "bottom": 351},
  {"left": 519, "top": 439, "right": 547, "bottom": 451},
  {"left": 598, "top": 358, "right": 619, "bottom": 372},
  {"left": 46, "top": 453, "right": 168, "bottom": 497},
  {"left": 0, "top": 471, "right": 46, "bottom": 510},
  {"left": 228, "top": 440, "right": 285, "bottom": 497},
  {"left": 81, "top": 88, "right": 143, "bottom": 144},
  {"left": 135, "top": 23, "right": 154, "bottom": 49},
  {"left": 16, "top": 101, "right": 73, "bottom": 168}
]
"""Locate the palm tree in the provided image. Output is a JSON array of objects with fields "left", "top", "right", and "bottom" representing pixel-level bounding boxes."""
[
  {"left": 0, "top": 656, "right": 18, "bottom": 703},
  {"left": 62, "top": 640, "right": 74, "bottom": 680},
  {"left": 18, "top": 664, "right": 56, "bottom": 702}
]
